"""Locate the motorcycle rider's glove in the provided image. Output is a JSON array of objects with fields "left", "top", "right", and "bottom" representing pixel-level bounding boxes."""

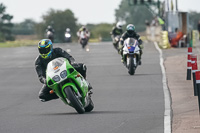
[{"left": 39, "top": 76, "right": 46, "bottom": 84}]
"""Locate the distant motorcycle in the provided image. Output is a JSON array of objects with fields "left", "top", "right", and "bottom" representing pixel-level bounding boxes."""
[
  {"left": 122, "top": 38, "right": 141, "bottom": 75},
  {"left": 46, "top": 57, "right": 94, "bottom": 114},
  {"left": 112, "top": 35, "right": 121, "bottom": 51},
  {"left": 64, "top": 32, "right": 71, "bottom": 43},
  {"left": 46, "top": 31, "right": 54, "bottom": 42},
  {"left": 79, "top": 32, "right": 89, "bottom": 49}
]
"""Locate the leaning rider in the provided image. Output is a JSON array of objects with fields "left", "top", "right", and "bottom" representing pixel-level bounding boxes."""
[
  {"left": 119, "top": 24, "right": 143, "bottom": 64},
  {"left": 35, "top": 39, "right": 92, "bottom": 102}
]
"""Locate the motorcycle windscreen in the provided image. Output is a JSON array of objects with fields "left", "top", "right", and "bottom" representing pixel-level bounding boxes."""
[
  {"left": 46, "top": 57, "right": 68, "bottom": 84},
  {"left": 124, "top": 38, "right": 139, "bottom": 52},
  {"left": 47, "top": 58, "right": 65, "bottom": 72}
]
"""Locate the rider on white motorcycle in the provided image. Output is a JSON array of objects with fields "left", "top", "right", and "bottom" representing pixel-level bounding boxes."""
[{"left": 119, "top": 24, "right": 143, "bottom": 64}]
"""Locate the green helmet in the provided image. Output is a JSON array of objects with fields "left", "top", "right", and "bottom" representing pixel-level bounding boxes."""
[{"left": 126, "top": 24, "right": 135, "bottom": 35}]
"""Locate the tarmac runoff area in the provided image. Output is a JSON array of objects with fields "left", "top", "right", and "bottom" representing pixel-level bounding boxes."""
[{"left": 163, "top": 46, "right": 200, "bottom": 133}]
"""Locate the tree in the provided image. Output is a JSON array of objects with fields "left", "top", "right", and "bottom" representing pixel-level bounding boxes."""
[
  {"left": 0, "top": 3, "right": 14, "bottom": 42},
  {"left": 35, "top": 9, "right": 78, "bottom": 42},
  {"left": 115, "top": 0, "right": 153, "bottom": 32},
  {"left": 87, "top": 23, "right": 113, "bottom": 40},
  {"left": 12, "top": 19, "right": 36, "bottom": 35}
]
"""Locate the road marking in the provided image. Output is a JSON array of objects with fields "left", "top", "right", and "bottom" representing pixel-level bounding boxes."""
[
  {"left": 66, "top": 49, "right": 71, "bottom": 52},
  {"left": 154, "top": 42, "right": 172, "bottom": 133}
]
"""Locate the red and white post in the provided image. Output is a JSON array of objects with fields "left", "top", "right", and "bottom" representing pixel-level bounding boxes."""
[
  {"left": 191, "top": 55, "right": 198, "bottom": 96},
  {"left": 187, "top": 47, "right": 192, "bottom": 80},
  {"left": 195, "top": 70, "right": 200, "bottom": 114}
]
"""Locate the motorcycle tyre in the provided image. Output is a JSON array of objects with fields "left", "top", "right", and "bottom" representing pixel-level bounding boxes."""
[
  {"left": 64, "top": 86, "right": 85, "bottom": 114},
  {"left": 128, "top": 56, "right": 135, "bottom": 75},
  {"left": 85, "top": 97, "right": 94, "bottom": 112}
]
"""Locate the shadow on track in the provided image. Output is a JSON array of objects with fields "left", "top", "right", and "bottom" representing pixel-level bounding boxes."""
[
  {"left": 134, "top": 73, "right": 161, "bottom": 76},
  {"left": 38, "top": 110, "right": 134, "bottom": 116}
]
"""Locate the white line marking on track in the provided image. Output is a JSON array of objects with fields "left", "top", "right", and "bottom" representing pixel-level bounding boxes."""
[
  {"left": 66, "top": 49, "right": 71, "bottom": 52},
  {"left": 154, "top": 42, "right": 172, "bottom": 133}
]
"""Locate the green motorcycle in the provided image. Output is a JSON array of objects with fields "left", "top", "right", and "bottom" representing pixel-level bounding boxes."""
[{"left": 46, "top": 57, "right": 94, "bottom": 114}]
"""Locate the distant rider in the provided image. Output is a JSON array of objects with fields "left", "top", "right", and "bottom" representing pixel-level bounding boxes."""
[
  {"left": 110, "top": 22, "right": 123, "bottom": 49},
  {"left": 35, "top": 39, "right": 92, "bottom": 102},
  {"left": 119, "top": 24, "right": 143, "bottom": 64},
  {"left": 111, "top": 22, "right": 123, "bottom": 39},
  {"left": 65, "top": 28, "right": 70, "bottom": 34},
  {"left": 46, "top": 25, "right": 55, "bottom": 42},
  {"left": 65, "top": 28, "right": 71, "bottom": 42},
  {"left": 46, "top": 25, "right": 55, "bottom": 34},
  {"left": 77, "top": 26, "right": 90, "bottom": 43}
]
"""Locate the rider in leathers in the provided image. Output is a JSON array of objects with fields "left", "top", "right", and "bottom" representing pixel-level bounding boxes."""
[
  {"left": 111, "top": 22, "right": 123, "bottom": 48},
  {"left": 119, "top": 24, "right": 143, "bottom": 64},
  {"left": 111, "top": 22, "right": 123, "bottom": 37},
  {"left": 77, "top": 26, "right": 90, "bottom": 43},
  {"left": 35, "top": 39, "right": 92, "bottom": 102}
]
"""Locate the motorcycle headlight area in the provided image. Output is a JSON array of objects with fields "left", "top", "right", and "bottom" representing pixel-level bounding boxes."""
[
  {"left": 52, "top": 75, "right": 60, "bottom": 82},
  {"left": 65, "top": 33, "right": 71, "bottom": 38},
  {"left": 52, "top": 70, "right": 67, "bottom": 82},
  {"left": 60, "top": 70, "right": 67, "bottom": 78}
]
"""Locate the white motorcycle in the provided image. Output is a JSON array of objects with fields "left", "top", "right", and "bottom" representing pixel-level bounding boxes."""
[
  {"left": 64, "top": 32, "right": 71, "bottom": 43},
  {"left": 122, "top": 38, "right": 141, "bottom": 75}
]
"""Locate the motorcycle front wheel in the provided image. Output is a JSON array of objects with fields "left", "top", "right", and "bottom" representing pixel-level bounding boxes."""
[
  {"left": 128, "top": 56, "right": 135, "bottom": 75},
  {"left": 64, "top": 86, "right": 85, "bottom": 114}
]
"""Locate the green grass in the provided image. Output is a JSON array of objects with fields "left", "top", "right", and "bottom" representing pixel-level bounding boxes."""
[
  {"left": 0, "top": 36, "right": 148, "bottom": 47},
  {"left": 0, "top": 40, "right": 38, "bottom": 47}
]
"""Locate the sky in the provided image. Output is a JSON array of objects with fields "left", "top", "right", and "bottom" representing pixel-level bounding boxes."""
[{"left": 1, "top": 0, "right": 200, "bottom": 24}]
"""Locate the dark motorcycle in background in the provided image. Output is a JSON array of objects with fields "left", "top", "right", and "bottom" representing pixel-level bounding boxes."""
[
  {"left": 112, "top": 35, "right": 121, "bottom": 51},
  {"left": 46, "top": 31, "right": 54, "bottom": 43}
]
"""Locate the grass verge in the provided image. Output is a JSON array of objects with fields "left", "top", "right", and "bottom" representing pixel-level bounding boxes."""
[{"left": 0, "top": 40, "right": 38, "bottom": 48}]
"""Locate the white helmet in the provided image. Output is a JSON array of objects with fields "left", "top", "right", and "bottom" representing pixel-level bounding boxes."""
[
  {"left": 116, "top": 22, "right": 123, "bottom": 29},
  {"left": 66, "top": 28, "right": 70, "bottom": 32}
]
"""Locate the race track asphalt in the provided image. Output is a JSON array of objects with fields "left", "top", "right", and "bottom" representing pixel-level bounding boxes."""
[{"left": 0, "top": 42, "right": 164, "bottom": 133}]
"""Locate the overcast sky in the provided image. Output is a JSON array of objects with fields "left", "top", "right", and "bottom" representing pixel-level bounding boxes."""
[{"left": 1, "top": 0, "right": 200, "bottom": 24}]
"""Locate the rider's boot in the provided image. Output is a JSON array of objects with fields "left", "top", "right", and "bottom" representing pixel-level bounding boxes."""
[{"left": 87, "top": 81, "right": 93, "bottom": 95}]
